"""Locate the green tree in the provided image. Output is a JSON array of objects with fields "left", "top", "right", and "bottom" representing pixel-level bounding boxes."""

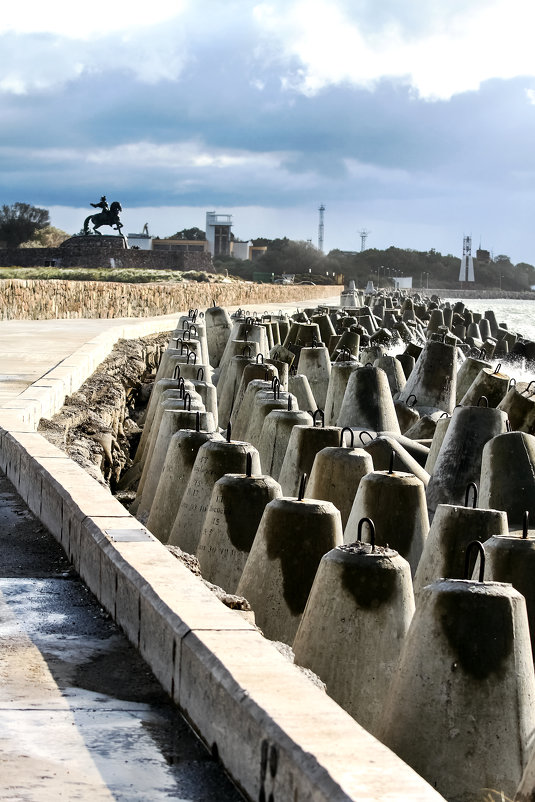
[
  {"left": 0, "top": 203, "right": 50, "bottom": 248},
  {"left": 20, "top": 225, "right": 70, "bottom": 248},
  {"left": 166, "top": 227, "right": 206, "bottom": 240}
]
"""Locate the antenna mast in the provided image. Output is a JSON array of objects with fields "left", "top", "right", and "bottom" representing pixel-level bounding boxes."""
[
  {"left": 318, "top": 204, "right": 325, "bottom": 252},
  {"left": 359, "top": 228, "right": 370, "bottom": 252}
]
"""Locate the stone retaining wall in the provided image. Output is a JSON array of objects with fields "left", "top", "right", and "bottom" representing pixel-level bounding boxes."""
[
  {"left": 0, "top": 244, "right": 211, "bottom": 271},
  {"left": 0, "top": 279, "right": 339, "bottom": 320}
]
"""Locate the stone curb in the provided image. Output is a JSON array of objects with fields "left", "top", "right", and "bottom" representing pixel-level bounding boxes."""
[{"left": 0, "top": 314, "right": 444, "bottom": 802}]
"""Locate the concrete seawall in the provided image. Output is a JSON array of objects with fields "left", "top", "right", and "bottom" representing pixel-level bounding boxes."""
[
  {"left": 0, "top": 278, "right": 340, "bottom": 320},
  {"left": 0, "top": 304, "right": 444, "bottom": 802}
]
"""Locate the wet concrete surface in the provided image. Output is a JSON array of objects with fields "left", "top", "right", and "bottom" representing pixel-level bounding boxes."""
[{"left": 0, "top": 470, "right": 245, "bottom": 801}]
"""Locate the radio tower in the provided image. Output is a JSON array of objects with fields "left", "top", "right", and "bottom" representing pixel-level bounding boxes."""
[
  {"left": 359, "top": 228, "right": 370, "bottom": 251},
  {"left": 318, "top": 204, "right": 325, "bottom": 252}
]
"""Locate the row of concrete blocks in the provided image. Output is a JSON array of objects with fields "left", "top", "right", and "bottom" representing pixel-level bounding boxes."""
[
  {"left": 132, "top": 300, "right": 535, "bottom": 801},
  {"left": 0, "top": 309, "right": 443, "bottom": 802}
]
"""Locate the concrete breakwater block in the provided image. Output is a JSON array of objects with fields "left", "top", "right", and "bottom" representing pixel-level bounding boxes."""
[
  {"left": 345, "top": 469, "right": 429, "bottom": 577},
  {"left": 298, "top": 344, "right": 331, "bottom": 411},
  {"left": 482, "top": 518, "right": 535, "bottom": 661},
  {"left": 237, "top": 496, "right": 343, "bottom": 644},
  {"left": 360, "top": 433, "right": 430, "bottom": 487},
  {"left": 413, "top": 498, "right": 509, "bottom": 595},
  {"left": 278, "top": 416, "right": 341, "bottom": 497},
  {"left": 257, "top": 408, "right": 313, "bottom": 482},
  {"left": 397, "top": 340, "right": 457, "bottom": 415},
  {"left": 230, "top": 378, "right": 273, "bottom": 440},
  {"left": 197, "top": 470, "right": 282, "bottom": 593},
  {"left": 337, "top": 365, "right": 400, "bottom": 433},
  {"left": 479, "top": 431, "right": 535, "bottom": 530},
  {"left": 136, "top": 407, "right": 214, "bottom": 521},
  {"left": 167, "top": 438, "right": 261, "bottom": 554},
  {"left": 204, "top": 302, "right": 232, "bottom": 367},
  {"left": 455, "top": 355, "right": 492, "bottom": 403},
  {"left": 498, "top": 382, "right": 535, "bottom": 433},
  {"left": 133, "top": 374, "right": 195, "bottom": 464},
  {"left": 425, "top": 404, "right": 508, "bottom": 520},
  {"left": 460, "top": 364, "right": 511, "bottom": 408},
  {"left": 380, "top": 569, "right": 535, "bottom": 802},
  {"left": 323, "top": 360, "right": 359, "bottom": 426},
  {"left": 306, "top": 430, "right": 373, "bottom": 529},
  {"left": 146, "top": 428, "right": 223, "bottom": 544},
  {"left": 244, "top": 387, "right": 297, "bottom": 449},
  {"left": 293, "top": 529, "right": 414, "bottom": 737},
  {"left": 230, "top": 361, "right": 279, "bottom": 423}
]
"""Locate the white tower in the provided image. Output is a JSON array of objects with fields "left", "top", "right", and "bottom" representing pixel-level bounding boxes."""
[
  {"left": 458, "top": 235, "right": 475, "bottom": 282},
  {"left": 318, "top": 204, "right": 325, "bottom": 252},
  {"left": 359, "top": 229, "right": 370, "bottom": 251}
]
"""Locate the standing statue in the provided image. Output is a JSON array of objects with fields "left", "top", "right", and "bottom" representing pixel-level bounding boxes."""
[{"left": 83, "top": 196, "right": 124, "bottom": 236}]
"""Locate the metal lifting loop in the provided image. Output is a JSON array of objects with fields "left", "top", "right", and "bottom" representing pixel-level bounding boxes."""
[
  {"left": 196, "top": 367, "right": 204, "bottom": 381},
  {"left": 440, "top": 411, "right": 450, "bottom": 419},
  {"left": 357, "top": 517, "right": 376, "bottom": 551},
  {"left": 212, "top": 299, "right": 217, "bottom": 307},
  {"left": 242, "top": 345, "right": 252, "bottom": 357},
  {"left": 256, "top": 353, "right": 264, "bottom": 364},
  {"left": 183, "top": 330, "right": 192, "bottom": 341},
  {"left": 178, "top": 384, "right": 185, "bottom": 399},
  {"left": 465, "top": 482, "right": 478, "bottom": 508},
  {"left": 287, "top": 395, "right": 293, "bottom": 411},
  {"left": 477, "top": 395, "right": 489, "bottom": 407},
  {"left": 524, "top": 380, "right": 535, "bottom": 396},
  {"left": 464, "top": 541, "right": 485, "bottom": 582},
  {"left": 508, "top": 378, "right": 516, "bottom": 390},
  {"left": 195, "top": 411, "right": 201, "bottom": 432},
  {"left": 340, "top": 427, "right": 354, "bottom": 448},
  {"left": 523, "top": 511, "right": 530, "bottom": 539},
  {"left": 187, "top": 351, "right": 197, "bottom": 365},
  {"left": 189, "top": 324, "right": 198, "bottom": 336},
  {"left": 191, "top": 309, "right": 198, "bottom": 322},
  {"left": 493, "top": 363, "right": 502, "bottom": 374},
  {"left": 246, "top": 452, "right": 253, "bottom": 478},
  {"left": 273, "top": 384, "right": 280, "bottom": 400},
  {"left": 245, "top": 317, "right": 254, "bottom": 326},
  {"left": 406, "top": 394, "right": 417, "bottom": 408},
  {"left": 312, "top": 409, "right": 325, "bottom": 427},
  {"left": 297, "top": 473, "right": 307, "bottom": 501},
  {"left": 178, "top": 376, "right": 185, "bottom": 390},
  {"left": 172, "top": 364, "right": 181, "bottom": 380},
  {"left": 359, "top": 430, "right": 374, "bottom": 445},
  {"left": 226, "top": 422, "right": 232, "bottom": 443},
  {"left": 364, "top": 362, "right": 373, "bottom": 368},
  {"left": 388, "top": 449, "right": 395, "bottom": 475},
  {"left": 183, "top": 392, "right": 192, "bottom": 411},
  {"left": 188, "top": 308, "right": 194, "bottom": 317},
  {"left": 272, "top": 376, "right": 280, "bottom": 391}
]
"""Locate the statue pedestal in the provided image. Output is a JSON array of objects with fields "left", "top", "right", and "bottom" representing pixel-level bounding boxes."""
[{"left": 61, "top": 235, "right": 127, "bottom": 251}]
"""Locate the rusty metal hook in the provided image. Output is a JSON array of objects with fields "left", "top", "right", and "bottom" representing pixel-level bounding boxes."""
[
  {"left": 406, "top": 394, "right": 417, "bottom": 408},
  {"left": 440, "top": 411, "right": 450, "bottom": 419},
  {"left": 464, "top": 541, "right": 485, "bottom": 582},
  {"left": 246, "top": 452, "right": 253, "bottom": 478},
  {"left": 357, "top": 517, "right": 375, "bottom": 551},
  {"left": 189, "top": 323, "right": 198, "bottom": 336},
  {"left": 298, "top": 473, "right": 307, "bottom": 501},
  {"left": 183, "top": 329, "right": 192, "bottom": 341},
  {"left": 196, "top": 367, "right": 205, "bottom": 381},
  {"left": 493, "top": 363, "right": 502, "bottom": 374},
  {"left": 477, "top": 395, "right": 489, "bottom": 407},
  {"left": 256, "top": 353, "right": 264, "bottom": 363},
  {"left": 172, "top": 364, "right": 182, "bottom": 380},
  {"left": 359, "top": 430, "right": 374, "bottom": 445},
  {"left": 465, "top": 482, "right": 478, "bottom": 508},
  {"left": 183, "top": 392, "right": 191, "bottom": 411},
  {"left": 312, "top": 409, "right": 325, "bottom": 427},
  {"left": 340, "top": 427, "right": 354, "bottom": 448},
  {"left": 180, "top": 343, "right": 189, "bottom": 355}
]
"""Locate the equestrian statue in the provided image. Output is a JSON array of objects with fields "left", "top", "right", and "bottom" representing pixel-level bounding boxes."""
[{"left": 83, "top": 196, "right": 124, "bottom": 236}]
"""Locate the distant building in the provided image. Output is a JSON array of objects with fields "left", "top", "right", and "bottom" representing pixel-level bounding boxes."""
[
  {"left": 230, "top": 240, "right": 251, "bottom": 260},
  {"left": 127, "top": 232, "right": 152, "bottom": 250},
  {"left": 152, "top": 238, "right": 208, "bottom": 254},
  {"left": 476, "top": 249, "right": 491, "bottom": 263},
  {"left": 205, "top": 211, "right": 232, "bottom": 257}
]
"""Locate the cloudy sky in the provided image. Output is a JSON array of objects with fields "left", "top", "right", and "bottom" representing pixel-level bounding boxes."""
[{"left": 2, "top": 0, "right": 535, "bottom": 263}]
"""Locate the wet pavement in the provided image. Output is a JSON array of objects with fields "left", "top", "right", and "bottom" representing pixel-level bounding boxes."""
[{"left": 0, "top": 470, "right": 244, "bottom": 801}]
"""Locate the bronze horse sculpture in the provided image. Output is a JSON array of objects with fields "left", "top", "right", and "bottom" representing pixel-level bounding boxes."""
[{"left": 83, "top": 201, "right": 124, "bottom": 235}]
